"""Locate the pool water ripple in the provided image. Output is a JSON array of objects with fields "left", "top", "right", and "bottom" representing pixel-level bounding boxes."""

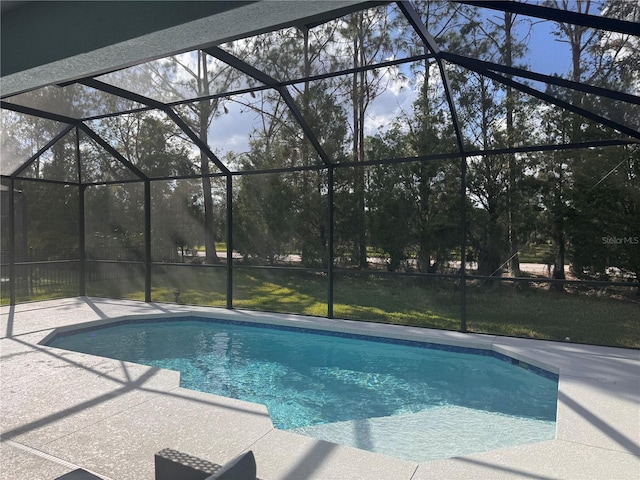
[{"left": 47, "top": 317, "right": 558, "bottom": 461}]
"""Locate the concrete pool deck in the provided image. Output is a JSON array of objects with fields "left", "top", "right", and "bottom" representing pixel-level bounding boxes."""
[{"left": 1, "top": 297, "right": 638, "bottom": 479}]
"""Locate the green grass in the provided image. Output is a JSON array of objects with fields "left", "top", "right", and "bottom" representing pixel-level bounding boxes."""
[
  {"left": 332, "top": 273, "right": 461, "bottom": 330},
  {"left": 465, "top": 285, "right": 639, "bottom": 347},
  {"left": 3, "top": 267, "right": 638, "bottom": 349},
  {"left": 153, "top": 269, "right": 640, "bottom": 348}
]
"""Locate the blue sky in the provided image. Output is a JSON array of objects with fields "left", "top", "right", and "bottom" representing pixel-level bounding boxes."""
[
  {"left": 205, "top": 4, "right": 604, "bottom": 157},
  {"left": 522, "top": 19, "right": 575, "bottom": 76}
]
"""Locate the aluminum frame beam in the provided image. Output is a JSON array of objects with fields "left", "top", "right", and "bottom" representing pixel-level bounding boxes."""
[
  {"left": 478, "top": 68, "right": 640, "bottom": 140},
  {"left": 81, "top": 78, "right": 231, "bottom": 176},
  {"left": 457, "top": 1, "right": 640, "bottom": 36},
  {"left": 0, "top": 100, "right": 78, "bottom": 125},
  {"left": 79, "top": 124, "right": 148, "bottom": 180},
  {"left": 10, "top": 124, "right": 76, "bottom": 179},
  {"left": 441, "top": 52, "right": 640, "bottom": 107},
  {"left": 203, "top": 46, "right": 333, "bottom": 166}
]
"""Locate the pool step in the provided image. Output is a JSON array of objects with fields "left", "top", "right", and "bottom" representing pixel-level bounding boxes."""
[{"left": 289, "top": 404, "right": 555, "bottom": 462}]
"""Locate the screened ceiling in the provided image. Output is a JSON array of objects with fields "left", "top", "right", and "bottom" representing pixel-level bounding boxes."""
[{"left": 1, "top": 0, "right": 638, "bottom": 182}]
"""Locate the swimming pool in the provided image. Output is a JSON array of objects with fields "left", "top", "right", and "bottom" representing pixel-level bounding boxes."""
[{"left": 46, "top": 316, "right": 558, "bottom": 462}]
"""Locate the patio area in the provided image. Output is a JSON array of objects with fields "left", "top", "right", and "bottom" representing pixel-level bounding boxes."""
[{"left": 1, "top": 297, "right": 638, "bottom": 479}]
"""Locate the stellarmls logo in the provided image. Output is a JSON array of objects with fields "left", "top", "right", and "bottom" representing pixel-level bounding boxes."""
[{"left": 602, "top": 236, "right": 640, "bottom": 245}]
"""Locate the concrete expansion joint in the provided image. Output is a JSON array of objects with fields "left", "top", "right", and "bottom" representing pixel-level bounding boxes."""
[
  {"left": 243, "top": 428, "right": 276, "bottom": 452},
  {"left": 560, "top": 373, "right": 627, "bottom": 383},
  {"left": 4, "top": 439, "right": 114, "bottom": 480},
  {"left": 555, "top": 437, "right": 640, "bottom": 457}
]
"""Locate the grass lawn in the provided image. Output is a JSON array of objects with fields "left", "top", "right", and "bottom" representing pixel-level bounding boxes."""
[
  {"left": 465, "top": 286, "right": 639, "bottom": 348},
  {"left": 4, "top": 265, "right": 638, "bottom": 349}
]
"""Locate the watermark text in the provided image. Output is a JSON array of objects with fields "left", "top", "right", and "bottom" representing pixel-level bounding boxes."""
[{"left": 602, "top": 236, "right": 639, "bottom": 245}]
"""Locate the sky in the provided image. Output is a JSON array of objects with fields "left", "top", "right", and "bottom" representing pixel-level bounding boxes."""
[
  {"left": 526, "top": 20, "right": 574, "bottom": 75},
  {"left": 203, "top": 3, "right": 604, "bottom": 159}
]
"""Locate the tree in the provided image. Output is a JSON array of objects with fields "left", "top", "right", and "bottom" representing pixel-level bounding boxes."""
[
  {"left": 445, "top": 4, "right": 539, "bottom": 277},
  {"left": 152, "top": 179, "right": 207, "bottom": 263},
  {"left": 365, "top": 102, "right": 461, "bottom": 274},
  {"left": 448, "top": 12, "right": 510, "bottom": 276},
  {"left": 384, "top": 1, "right": 465, "bottom": 273},
  {"left": 490, "top": 10, "right": 535, "bottom": 276},
  {"left": 290, "top": 85, "right": 348, "bottom": 268},
  {"left": 568, "top": 145, "right": 640, "bottom": 286},
  {"left": 366, "top": 131, "right": 415, "bottom": 271},
  {"left": 87, "top": 105, "right": 199, "bottom": 261},
  {"left": 338, "top": 6, "right": 395, "bottom": 268},
  {"left": 234, "top": 163, "right": 296, "bottom": 264},
  {"left": 146, "top": 51, "right": 247, "bottom": 264},
  {"left": 538, "top": 0, "right": 596, "bottom": 287},
  {"left": 1, "top": 92, "right": 82, "bottom": 258},
  {"left": 19, "top": 135, "right": 79, "bottom": 257},
  {"left": 537, "top": 0, "right": 639, "bottom": 289},
  {"left": 228, "top": 23, "right": 351, "bottom": 268},
  {"left": 559, "top": 0, "right": 640, "bottom": 287}
]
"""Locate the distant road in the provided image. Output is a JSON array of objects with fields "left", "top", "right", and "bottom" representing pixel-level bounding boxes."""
[{"left": 190, "top": 250, "right": 567, "bottom": 278}]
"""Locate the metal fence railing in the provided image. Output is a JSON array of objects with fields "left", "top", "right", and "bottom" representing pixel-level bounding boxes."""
[
  {"left": 2, "top": 261, "right": 80, "bottom": 300},
  {"left": 0, "top": 257, "right": 145, "bottom": 302}
]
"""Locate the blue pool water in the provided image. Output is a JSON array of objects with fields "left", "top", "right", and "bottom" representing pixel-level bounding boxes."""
[{"left": 47, "top": 317, "right": 558, "bottom": 461}]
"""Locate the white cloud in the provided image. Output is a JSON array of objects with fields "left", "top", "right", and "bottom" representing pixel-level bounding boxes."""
[
  {"left": 364, "top": 81, "right": 418, "bottom": 136},
  {"left": 207, "top": 97, "right": 256, "bottom": 155}
]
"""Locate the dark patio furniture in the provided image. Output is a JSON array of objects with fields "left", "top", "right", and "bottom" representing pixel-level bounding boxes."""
[{"left": 54, "top": 469, "right": 102, "bottom": 480}]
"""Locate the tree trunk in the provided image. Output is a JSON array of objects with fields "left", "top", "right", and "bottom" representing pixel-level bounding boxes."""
[
  {"left": 549, "top": 0, "right": 588, "bottom": 288},
  {"left": 504, "top": 11, "right": 521, "bottom": 276},
  {"left": 551, "top": 162, "right": 566, "bottom": 291},
  {"left": 351, "top": 22, "right": 368, "bottom": 269},
  {"left": 198, "top": 52, "right": 219, "bottom": 264}
]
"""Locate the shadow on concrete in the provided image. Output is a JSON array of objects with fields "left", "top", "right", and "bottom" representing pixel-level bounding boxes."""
[
  {"left": 558, "top": 390, "right": 639, "bottom": 455},
  {"left": 451, "top": 457, "right": 558, "bottom": 480},
  {"left": 1, "top": 335, "right": 271, "bottom": 444},
  {"left": 0, "top": 364, "right": 161, "bottom": 442},
  {"left": 3, "top": 304, "right": 15, "bottom": 337},
  {"left": 83, "top": 297, "right": 110, "bottom": 320},
  {"left": 280, "top": 440, "right": 339, "bottom": 480}
]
